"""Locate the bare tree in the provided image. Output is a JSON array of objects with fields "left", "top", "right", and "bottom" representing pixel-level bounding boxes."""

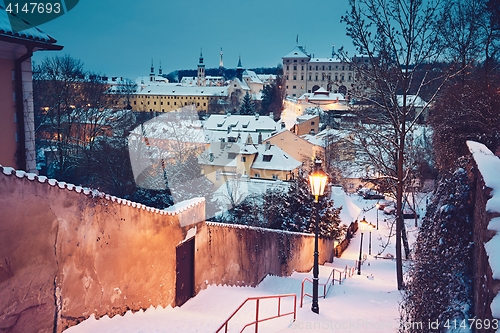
[{"left": 340, "top": 0, "right": 460, "bottom": 290}]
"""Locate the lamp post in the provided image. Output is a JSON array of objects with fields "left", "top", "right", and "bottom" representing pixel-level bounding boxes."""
[
  {"left": 357, "top": 217, "right": 368, "bottom": 275},
  {"left": 368, "top": 221, "right": 375, "bottom": 255},
  {"left": 375, "top": 201, "right": 380, "bottom": 230},
  {"left": 308, "top": 159, "right": 328, "bottom": 314}
]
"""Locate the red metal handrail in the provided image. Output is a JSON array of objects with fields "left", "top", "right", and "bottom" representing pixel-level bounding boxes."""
[
  {"left": 215, "top": 293, "right": 297, "bottom": 333},
  {"left": 300, "top": 264, "right": 355, "bottom": 308}
]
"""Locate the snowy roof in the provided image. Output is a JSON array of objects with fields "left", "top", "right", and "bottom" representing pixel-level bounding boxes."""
[
  {"left": 295, "top": 114, "right": 318, "bottom": 124},
  {"left": 251, "top": 144, "right": 301, "bottom": 171},
  {"left": 396, "top": 95, "right": 427, "bottom": 107},
  {"left": 0, "top": 165, "right": 202, "bottom": 216},
  {"left": 243, "top": 70, "right": 263, "bottom": 84},
  {"left": 309, "top": 57, "right": 341, "bottom": 63},
  {"left": 136, "top": 83, "right": 228, "bottom": 97},
  {"left": 204, "top": 114, "right": 278, "bottom": 133},
  {"left": 298, "top": 90, "right": 346, "bottom": 102},
  {"left": 199, "top": 142, "right": 256, "bottom": 167},
  {"left": 257, "top": 74, "right": 276, "bottom": 84},
  {"left": 283, "top": 45, "right": 310, "bottom": 58},
  {"left": 0, "top": 4, "right": 61, "bottom": 48}
]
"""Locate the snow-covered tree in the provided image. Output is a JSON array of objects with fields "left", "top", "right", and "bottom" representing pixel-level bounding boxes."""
[
  {"left": 239, "top": 92, "right": 255, "bottom": 115},
  {"left": 340, "top": 0, "right": 461, "bottom": 289}
]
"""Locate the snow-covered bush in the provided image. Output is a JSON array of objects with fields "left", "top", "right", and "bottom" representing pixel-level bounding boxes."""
[{"left": 401, "top": 157, "right": 473, "bottom": 332}]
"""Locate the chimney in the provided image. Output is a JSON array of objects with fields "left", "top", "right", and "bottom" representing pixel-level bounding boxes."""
[
  {"left": 258, "top": 132, "right": 262, "bottom": 144},
  {"left": 255, "top": 113, "right": 259, "bottom": 120},
  {"left": 220, "top": 138, "right": 226, "bottom": 150},
  {"left": 265, "top": 141, "right": 271, "bottom": 151},
  {"left": 281, "top": 122, "right": 286, "bottom": 129}
]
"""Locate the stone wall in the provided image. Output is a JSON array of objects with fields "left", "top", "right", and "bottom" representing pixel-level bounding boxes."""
[
  {"left": 468, "top": 141, "right": 500, "bottom": 330},
  {"left": 194, "top": 222, "right": 335, "bottom": 291},
  {"left": 0, "top": 165, "right": 339, "bottom": 332},
  {"left": 0, "top": 167, "right": 203, "bottom": 333}
]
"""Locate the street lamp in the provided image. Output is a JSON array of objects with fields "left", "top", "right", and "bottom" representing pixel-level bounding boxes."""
[
  {"left": 308, "top": 159, "right": 328, "bottom": 314},
  {"left": 375, "top": 201, "right": 380, "bottom": 230},
  {"left": 357, "top": 217, "right": 369, "bottom": 275},
  {"left": 368, "top": 221, "right": 375, "bottom": 255}
]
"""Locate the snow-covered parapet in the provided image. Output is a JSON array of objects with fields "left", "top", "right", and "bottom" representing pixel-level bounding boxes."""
[
  {"left": 0, "top": 164, "right": 190, "bottom": 216},
  {"left": 467, "top": 141, "right": 500, "bottom": 319}
]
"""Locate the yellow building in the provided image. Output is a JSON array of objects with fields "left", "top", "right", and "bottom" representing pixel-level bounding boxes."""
[
  {"left": 265, "top": 129, "right": 323, "bottom": 163},
  {"left": 199, "top": 141, "right": 301, "bottom": 188}
]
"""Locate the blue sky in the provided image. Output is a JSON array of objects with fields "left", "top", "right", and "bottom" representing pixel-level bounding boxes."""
[{"left": 32, "top": 0, "right": 354, "bottom": 80}]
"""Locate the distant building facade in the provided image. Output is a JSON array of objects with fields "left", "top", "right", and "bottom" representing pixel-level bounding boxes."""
[{"left": 282, "top": 45, "right": 356, "bottom": 98}]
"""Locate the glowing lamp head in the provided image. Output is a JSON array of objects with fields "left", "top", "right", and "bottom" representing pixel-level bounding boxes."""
[
  {"left": 309, "top": 159, "right": 328, "bottom": 202},
  {"left": 359, "top": 217, "right": 369, "bottom": 231}
]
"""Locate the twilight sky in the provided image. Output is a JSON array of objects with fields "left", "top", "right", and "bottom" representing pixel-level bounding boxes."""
[{"left": 32, "top": 0, "right": 355, "bottom": 80}]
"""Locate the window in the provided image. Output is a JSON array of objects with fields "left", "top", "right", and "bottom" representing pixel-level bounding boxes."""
[
  {"left": 301, "top": 66, "right": 304, "bottom": 70},
  {"left": 301, "top": 75, "right": 304, "bottom": 80},
  {"left": 154, "top": 101, "right": 156, "bottom": 105},
  {"left": 293, "top": 65, "right": 297, "bottom": 70},
  {"left": 286, "top": 75, "right": 289, "bottom": 80},
  {"left": 293, "top": 75, "right": 297, "bottom": 80},
  {"left": 147, "top": 101, "right": 150, "bottom": 105},
  {"left": 315, "top": 66, "right": 318, "bottom": 70},
  {"left": 286, "top": 65, "right": 289, "bottom": 70},
  {"left": 255, "top": 173, "right": 260, "bottom": 178},
  {"left": 263, "top": 155, "right": 273, "bottom": 162},
  {"left": 228, "top": 152, "right": 237, "bottom": 159},
  {"left": 311, "top": 121, "right": 315, "bottom": 125},
  {"left": 322, "top": 66, "right": 325, "bottom": 70},
  {"left": 293, "top": 59, "right": 297, "bottom": 62},
  {"left": 293, "top": 85, "right": 296, "bottom": 89},
  {"left": 309, "top": 75, "right": 312, "bottom": 81},
  {"left": 315, "top": 75, "right": 318, "bottom": 81},
  {"left": 272, "top": 174, "right": 279, "bottom": 180},
  {"left": 241, "top": 156, "right": 246, "bottom": 162},
  {"left": 329, "top": 65, "right": 332, "bottom": 70},
  {"left": 133, "top": 101, "right": 136, "bottom": 105}
]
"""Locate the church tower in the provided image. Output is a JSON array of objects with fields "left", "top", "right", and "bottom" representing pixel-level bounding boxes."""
[
  {"left": 159, "top": 60, "right": 163, "bottom": 76},
  {"left": 197, "top": 49, "right": 206, "bottom": 86},
  {"left": 150, "top": 58, "right": 155, "bottom": 82},
  {"left": 236, "top": 55, "right": 243, "bottom": 81}
]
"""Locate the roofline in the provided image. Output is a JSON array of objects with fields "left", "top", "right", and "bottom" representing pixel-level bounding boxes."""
[{"left": 0, "top": 34, "right": 63, "bottom": 51}]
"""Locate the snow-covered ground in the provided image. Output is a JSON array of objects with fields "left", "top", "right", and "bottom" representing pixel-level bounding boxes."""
[{"left": 64, "top": 191, "right": 428, "bottom": 333}]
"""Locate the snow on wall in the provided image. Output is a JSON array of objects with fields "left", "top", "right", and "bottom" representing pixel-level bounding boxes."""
[
  {"left": 0, "top": 164, "right": 203, "bottom": 217},
  {"left": 467, "top": 141, "right": 500, "bottom": 320}
]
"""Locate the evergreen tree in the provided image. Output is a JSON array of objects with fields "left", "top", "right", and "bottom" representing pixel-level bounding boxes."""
[{"left": 239, "top": 92, "right": 255, "bottom": 115}]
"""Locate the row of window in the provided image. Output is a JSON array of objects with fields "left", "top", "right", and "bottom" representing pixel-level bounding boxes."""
[
  {"left": 285, "top": 64, "right": 351, "bottom": 71},
  {"left": 285, "top": 74, "right": 352, "bottom": 82},
  {"left": 134, "top": 100, "right": 207, "bottom": 107},
  {"left": 141, "top": 95, "right": 209, "bottom": 100}
]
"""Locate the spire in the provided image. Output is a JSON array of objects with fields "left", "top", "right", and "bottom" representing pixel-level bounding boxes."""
[
  {"left": 237, "top": 55, "right": 242, "bottom": 69},
  {"left": 199, "top": 48, "right": 204, "bottom": 64},
  {"left": 159, "top": 60, "right": 162, "bottom": 75},
  {"left": 236, "top": 55, "right": 243, "bottom": 81},
  {"left": 219, "top": 47, "right": 224, "bottom": 68},
  {"left": 296, "top": 34, "right": 299, "bottom": 45}
]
